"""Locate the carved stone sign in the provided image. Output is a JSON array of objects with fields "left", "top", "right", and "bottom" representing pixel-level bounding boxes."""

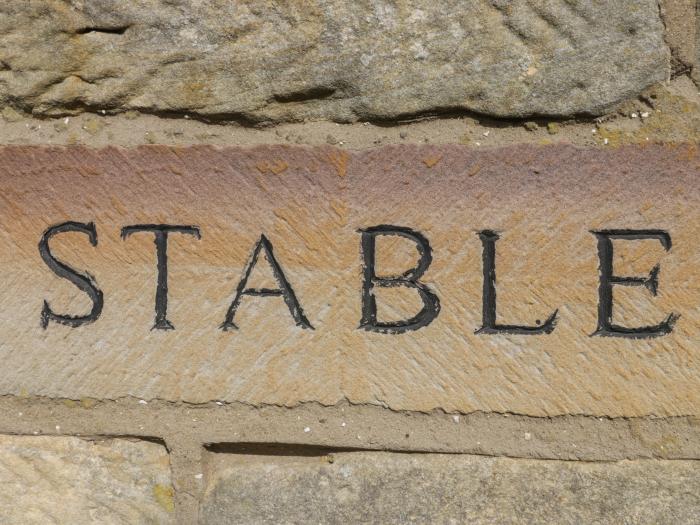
[{"left": 1, "top": 145, "right": 697, "bottom": 417}]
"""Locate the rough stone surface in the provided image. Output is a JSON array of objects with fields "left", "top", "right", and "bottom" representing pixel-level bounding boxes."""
[
  {"left": 1, "top": 76, "right": 699, "bottom": 148},
  {"left": 202, "top": 450, "right": 700, "bottom": 524},
  {"left": 661, "top": 0, "right": 697, "bottom": 75},
  {"left": 697, "top": 0, "right": 700, "bottom": 83},
  {"left": 1, "top": 144, "right": 699, "bottom": 417},
  {"left": 0, "top": 436, "right": 173, "bottom": 524},
  {"left": 0, "top": 0, "right": 668, "bottom": 122}
]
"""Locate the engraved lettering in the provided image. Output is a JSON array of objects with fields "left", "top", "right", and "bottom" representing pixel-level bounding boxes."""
[
  {"left": 359, "top": 225, "right": 440, "bottom": 334},
  {"left": 477, "top": 230, "right": 558, "bottom": 335},
  {"left": 592, "top": 229, "right": 678, "bottom": 338},
  {"left": 220, "top": 235, "right": 313, "bottom": 330},
  {"left": 121, "top": 224, "right": 201, "bottom": 330},
  {"left": 39, "top": 221, "right": 103, "bottom": 329}
]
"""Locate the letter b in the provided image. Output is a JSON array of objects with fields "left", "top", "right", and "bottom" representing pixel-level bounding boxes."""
[{"left": 359, "top": 225, "right": 440, "bottom": 334}]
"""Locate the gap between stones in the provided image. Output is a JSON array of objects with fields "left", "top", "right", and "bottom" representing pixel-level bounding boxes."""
[{"left": 1, "top": 395, "right": 698, "bottom": 521}]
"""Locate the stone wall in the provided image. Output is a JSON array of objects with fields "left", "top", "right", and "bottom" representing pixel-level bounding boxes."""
[{"left": 0, "top": 1, "right": 699, "bottom": 524}]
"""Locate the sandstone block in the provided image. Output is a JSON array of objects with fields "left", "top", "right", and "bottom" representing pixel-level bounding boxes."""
[
  {"left": 0, "top": 0, "right": 668, "bottom": 121},
  {"left": 0, "top": 436, "right": 173, "bottom": 524},
  {"left": 661, "top": 0, "right": 697, "bottom": 74},
  {"left": 0, "top": 145, "right": 698, "bottom": 417},
  {"left": 202, "top": 451, "right": 700, "bottom": 524}
]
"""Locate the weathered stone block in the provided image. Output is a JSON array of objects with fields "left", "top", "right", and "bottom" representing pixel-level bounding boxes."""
[
  {"left": 0, "top": 436, "right": 173, "bottom": 524},
  {"left": 661, "top": 0, "right": 697, "bottom": 74},
  {"left": 0, "top": 144, "right": 699, "bottom": 417},
  {"left": 0, "top": 0, "right": 668, "bottom": 121},
  {"left": 201, "top": 450, "right": 700, "bottom": 524}
]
